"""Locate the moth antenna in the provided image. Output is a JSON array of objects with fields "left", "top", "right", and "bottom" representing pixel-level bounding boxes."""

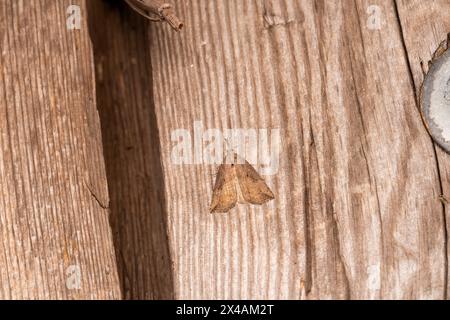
[{"left": 221, "top": 137, "right": 234, "bottom": 164}]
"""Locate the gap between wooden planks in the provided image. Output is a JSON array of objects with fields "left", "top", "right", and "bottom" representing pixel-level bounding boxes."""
[{"left": 86, "top": 0, "right": 174, "bottom": 300}]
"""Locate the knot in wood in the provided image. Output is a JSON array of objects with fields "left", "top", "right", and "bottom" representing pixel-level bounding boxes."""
[{"left": 420, "top": 38, "right": 450, "bottom": 153}]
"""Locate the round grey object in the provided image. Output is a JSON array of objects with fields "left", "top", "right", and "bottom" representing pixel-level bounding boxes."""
[{"left": 421, "top": 48, "right": 450, "bottom": 153}]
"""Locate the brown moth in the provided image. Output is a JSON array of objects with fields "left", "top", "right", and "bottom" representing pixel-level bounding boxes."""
[{"left": 210, "top": 153, "right": 275, "bottom": 213}]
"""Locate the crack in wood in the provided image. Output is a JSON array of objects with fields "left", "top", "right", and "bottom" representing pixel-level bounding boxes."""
[{"left": 84, "top": 180, "right": 109, "bottom": 210}]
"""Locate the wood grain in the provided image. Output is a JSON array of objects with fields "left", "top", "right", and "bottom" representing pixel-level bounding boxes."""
[
  {"left": 396, "top": 0, "right": 450, "bottom": 298},
  {"left": 87, "top": 0, "right": 174, "bottom": 299},
  {"left": 0, "top": 0, "right": 120, "bottom": 299},
  {"left": 148, "top": 0, "right": 446, "bottom": 299}
]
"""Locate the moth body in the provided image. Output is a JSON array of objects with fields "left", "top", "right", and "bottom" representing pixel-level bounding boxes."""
[{"left": 210, "top": 153, "right": 275, "bottom": 213}]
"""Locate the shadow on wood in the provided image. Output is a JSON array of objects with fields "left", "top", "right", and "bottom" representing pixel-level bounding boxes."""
[{"left": 87, "top": 0, "right": 174, "bottom": 299}]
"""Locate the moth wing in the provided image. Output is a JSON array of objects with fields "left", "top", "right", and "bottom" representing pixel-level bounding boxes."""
[
  {"left": 236, "top": 162, "right": 275, "bottom": 205},
  {"left": 210, "top": 164, "right": 238, "bottom": 213}
]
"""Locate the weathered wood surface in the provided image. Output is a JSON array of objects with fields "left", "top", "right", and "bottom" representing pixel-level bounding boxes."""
[
  {"left": 148, "top": 0, "right": 448, "bottom": 299},
  {"left": 396, "top": 0, "right": 450, "bottom": 298},
  {"left": 87, "top": 0, "right": 174, "bottom": 299},
  {"left": 0, "top": 0, "right": 120, "bottom": 299},
  {"left": 1, "top": 0, "right": 449, "bottom": 300}
]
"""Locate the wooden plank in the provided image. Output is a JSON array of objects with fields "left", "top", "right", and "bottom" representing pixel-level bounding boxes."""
[
  {"left": 148, "top": 0, "right": 445, "bottom": 299},
  {"left": 0, "top": 0, "right": 120, "bottom": 299},
  {"left": 86, "top": 0, "right": 174, "bottom": 299},
  {"left": 396, "top": 0, "right": 450, "bottom": 299}
]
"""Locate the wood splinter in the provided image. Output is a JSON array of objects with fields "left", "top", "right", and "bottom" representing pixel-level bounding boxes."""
[{"left": 124, "top": 0, "right": 183, "bottom": 31}]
